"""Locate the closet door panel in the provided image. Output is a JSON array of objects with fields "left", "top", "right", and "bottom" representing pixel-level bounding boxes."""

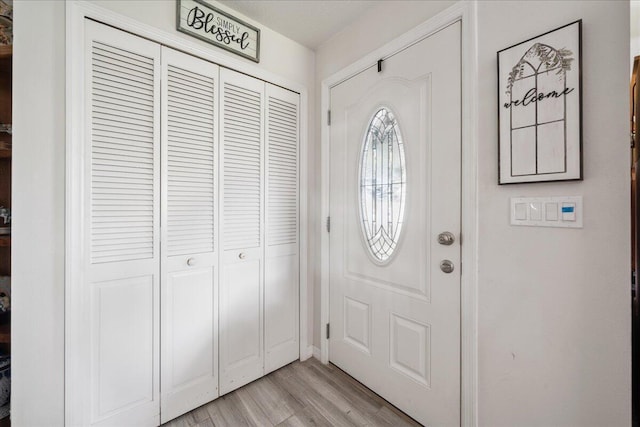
[
  {"left": 91, "top": 276, "right": 155, "bottom": 420},
  {"left": 164, "top": 267, "right": 214, "bottom": 382},
  {"left": 264, "top": 253, "right": 298, "bottom": 372},
  {"left": 219, "top": 68, "right": 265, "bottom": 394},
  {"left": 160, "top": 46, "right": 219, "bottom": 423},
  {"left": 220, "top": 257, "right": 262, "bottom": 387},
  {"left": 264, "top": 85, "right": 300, "bottom": 373},
  {"left": 84, "top": 20, "right": 161, "bottom": 427}
]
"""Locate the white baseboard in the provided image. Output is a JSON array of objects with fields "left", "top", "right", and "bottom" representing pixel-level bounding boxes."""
[
  {"left": 300, "top": 345, "right": 313, "bottom": 361},
  {"left": 300, "top": 345, "right": 322, "bottom": 362}
]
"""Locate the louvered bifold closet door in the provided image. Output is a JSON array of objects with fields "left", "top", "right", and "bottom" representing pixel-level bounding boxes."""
[
  {"left": 219, "top": 68, "right": 265, "bottom": 394},
  {"left": 264, "top": 84, "right": 300, "bottom": 373},
  {"left": 160, "top": 47, "right": 219, "bottom": 423},
  {"left": 81, "top": 21, "right": 161, "bottom": 427}
]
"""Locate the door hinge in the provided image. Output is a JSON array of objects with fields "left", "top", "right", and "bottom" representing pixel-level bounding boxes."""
[
  {"left": 326, "top": 216, "right": 330, "bottom": 233},
  {"left": 326, "top": 323, "right": 330, "bottom": 339},
  {"left": 327, "top": 110, "right": 331, "bottom": 126},
  {"left": 377, "top": 58, "right": 383, "bottom": 73}
]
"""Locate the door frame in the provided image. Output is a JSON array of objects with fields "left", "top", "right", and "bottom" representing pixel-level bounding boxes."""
[
  {"left": 65, "top": 2, "right": 310, "bottom": 424},
  {"left": 319, "top": 1, "right": 479, "bottom": 425}
]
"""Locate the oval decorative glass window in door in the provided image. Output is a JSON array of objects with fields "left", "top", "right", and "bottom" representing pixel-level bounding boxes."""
[{"left": 359, "top": 108, "right": 407, "bottom": 262}]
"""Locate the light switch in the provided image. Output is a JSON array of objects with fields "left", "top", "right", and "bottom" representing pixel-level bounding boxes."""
[
  {"left": 545, "top": 203, "right": 558, "bottom": 221},
  {"left": 515, "top": 203, "right": 527, "bottom": 220},
  {"left": 530, "top": 202, "right": 542, "bottom": 220},
  {"left": 511, "top": 196, "right": 582, "bottom": 228},
  {"left": 562, "top": 203, "right": 576, "bottom": 221}
]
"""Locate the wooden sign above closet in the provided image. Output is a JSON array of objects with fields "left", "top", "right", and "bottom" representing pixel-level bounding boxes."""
[{"left": 177, "top": 0, "right": 261, "bottom": 63}]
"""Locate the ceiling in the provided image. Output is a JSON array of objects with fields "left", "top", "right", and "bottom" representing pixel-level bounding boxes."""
[{"left": 217, "top": 1, "right": 378, "bottom": 49}]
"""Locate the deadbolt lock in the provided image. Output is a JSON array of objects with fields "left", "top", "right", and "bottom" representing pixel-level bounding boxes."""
[
  {"left": 440, "top": 260, "right": 454, "bottom": 274},
  {"left": 438, "top": 231, "right": 455, "bottom": 246}
]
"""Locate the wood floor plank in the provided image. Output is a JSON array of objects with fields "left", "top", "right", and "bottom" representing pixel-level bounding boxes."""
[
  {"left": 292, "top": 361, "right": 379, "bottom": 426},
  {"left": 206, "top": 394, "right": 252, "bottom": 426},
  {"left": 271, "top": 362, "right": 296, "bottom": 380},
  {"left": 190, "top": 405, "right": 212, "bottom": 424},
  {"left": 194, "top": 419, "right": 214, "bottom": 427},
  {"left": 319, "top": 361, "right": 421, "bottom": 426},
  {"left": 276, "top": 404, "right": 334, "bottom": 427},
  {"left": 202, "top": 399, "right": 226, "bottom": 426},
  {"left": 234, "top": 383, "right": 276, "bottom": 427},
  {"left": 163, "top": 416, "right": 192, "bottom": 427},
  {"left": 279, "top": 363, "right": 364, "bottom": 426},
  {"left": 321, "top": 361, "right": 391, "bottom": 407},
  {"left": 245, "top": 375, "right": 303, "bottom": 425},
  {"left": 164, "top": 359, "right": 424, "bottom": 427},
  {"left": 305, "top": 362, "right": 382, "bottom": 416},
  {"left": 374, "top": 406, "right": 421, "bottom": 427}
]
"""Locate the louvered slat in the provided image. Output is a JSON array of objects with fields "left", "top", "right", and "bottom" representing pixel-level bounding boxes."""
[
  {"left": 223, "top": 82, "right": 262, "bottom": 251},
  {"left": 90, "top": 41, "right": 155, "bottom": 264},
  {"left": 166, "top": 65, "right": 215, "bottom": 256},
  {"left": 267, "top": 95, "right": 298, "bottom": 246}
]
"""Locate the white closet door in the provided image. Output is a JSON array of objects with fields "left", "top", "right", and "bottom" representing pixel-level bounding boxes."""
[
  {"left": 160, "top": 47, "right": 219, "bottom": 423},
  {"left": 219, "top": 68, "right": 265, "bottom": 394},
  {"left": 82, "top": 20, "right": 161, "bottom": 426},
  {"left": 264, "top": 84, "right": 300, "bottom": 373}
]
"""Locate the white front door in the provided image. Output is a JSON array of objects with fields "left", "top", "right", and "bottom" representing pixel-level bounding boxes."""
[{"left": 329, "top": 22, "right": 461, "bottom": 426}]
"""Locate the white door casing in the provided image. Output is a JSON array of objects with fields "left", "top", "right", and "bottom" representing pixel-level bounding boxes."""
[
  {"left": 82, "top": 20, "right": 161, "bottom": 427},
  {"left": 160, "top": 46, "right": 219, "bottom": 423},
  {"left": 329, "top": 21, "right": 461, "bottom": 427}
]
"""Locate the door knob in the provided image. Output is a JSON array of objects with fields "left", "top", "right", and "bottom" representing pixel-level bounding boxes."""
[
  {"left": 238, "top": 252, "right": 246, "bottom": 260},
  {"left": 187, "top": 257, "right": 196, "bottom": 266},
  {"left": 440, "top": 259, "right": 454, "bottom": 273},
  {"left": 438, "top": 231, "right": 455, "bottom": 246}
]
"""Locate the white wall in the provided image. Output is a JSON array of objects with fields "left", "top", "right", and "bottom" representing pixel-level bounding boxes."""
[
  {"left": 316, "top": 1, "right": 630, "bottom": 426},
  {"left": 633, "top": 1, "right": 640, "bottom": 67},
  {"left": 13, "top": 1, "right": 314, "bottom": 425},
  {"left": 477, "top": 2, "right": 629, "bottom": 426},
  {"left": 13, "top": 1, "right": 66, "bottom": 425}
]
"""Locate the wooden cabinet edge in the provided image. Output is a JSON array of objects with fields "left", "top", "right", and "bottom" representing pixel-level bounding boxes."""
[{"left": 0, "top": 45, "right": 12, "bottom": 59}]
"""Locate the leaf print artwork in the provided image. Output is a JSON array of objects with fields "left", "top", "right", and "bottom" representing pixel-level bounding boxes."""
[{"left": 505, "top": 43, "right": 574, "bottom": 96}]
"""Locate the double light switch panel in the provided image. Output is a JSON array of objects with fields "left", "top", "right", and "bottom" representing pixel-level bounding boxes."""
[{"left": 510, "top": 196, "right": 583, "bottom": 228}]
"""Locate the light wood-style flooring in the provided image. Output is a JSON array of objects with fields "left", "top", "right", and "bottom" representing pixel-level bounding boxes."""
[{"left": 163, "top": 357, "right": 421, "bottom": 427}]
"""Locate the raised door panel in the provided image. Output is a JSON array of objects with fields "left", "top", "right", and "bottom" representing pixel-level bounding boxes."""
[
  {"left": 264, "top": 84, "right": 299, "bottom": 373},
  {"left": 91, "top": 276, "right": 156, "bottom": 424},
  {"left": 219, "top": 68, "right": 265, "bottom": 394},
  {"left": 83, "top": 20, "right": 161, "bottom": 427},
  {"left": 264, "top": 254, "right": 298, "bottom": 372},
  {"left": 160, "top": 46, "right": 219, "bottom": 423},
  {"left": 219, "top": 259, "right": 263, "bottom": 394}
]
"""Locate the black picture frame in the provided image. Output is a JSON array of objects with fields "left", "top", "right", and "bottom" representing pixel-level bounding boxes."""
[{"left": 497, "top": 20, "right": 582, "bottom": 185}]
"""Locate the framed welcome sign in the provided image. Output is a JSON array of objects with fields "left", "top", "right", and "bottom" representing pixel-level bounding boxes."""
[
  {"left": 498, "top": 20, "right": 582, "bottom": 184},
  {"left": 177, "top": 0, "right": 260, "bottom": 63}
]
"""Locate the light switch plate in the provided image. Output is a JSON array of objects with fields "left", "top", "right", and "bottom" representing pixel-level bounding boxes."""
[{"left": 510, "top": 196, "right": 583, "bottom": 228}]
